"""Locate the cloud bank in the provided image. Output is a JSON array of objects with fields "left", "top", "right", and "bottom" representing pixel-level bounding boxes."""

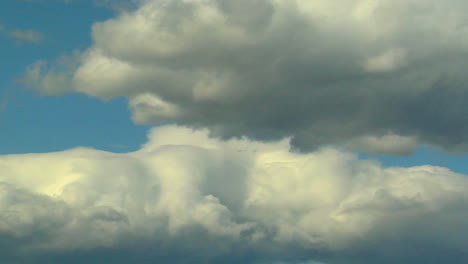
[
  {"left": 0, "top": 126, "right": 467, "bottom": 263},
  {"left": 14, "top": 1, "right": 468, "bottom": 262},
  {"left": 24, "top": 0, "right": 468, "bottom": 154}
]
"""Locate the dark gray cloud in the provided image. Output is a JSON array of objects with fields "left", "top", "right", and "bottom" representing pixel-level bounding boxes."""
[
  {"left": 24, "top": 0, "right": 468, "bottom": 155},
  {"left": 0, "top": 126, "right": 467, "bottom": 263}
]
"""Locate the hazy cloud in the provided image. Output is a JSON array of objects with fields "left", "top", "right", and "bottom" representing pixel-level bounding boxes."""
[
  {"left": 9, "top": 29, "right": 44, "bottom": 43},
  {"left": 0, "top": 126, "right": 467, "bottom": 263},
  {"left": 0, "top": 24, "right": 44, "bottom": 44}
]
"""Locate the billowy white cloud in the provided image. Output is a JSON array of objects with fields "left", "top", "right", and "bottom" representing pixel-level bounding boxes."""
[
  {"left": 23, "top": 0, "right": 468, "bottom": 154},
  {"left": 0, "top": 125, "right": 467, "bottom": 263}
]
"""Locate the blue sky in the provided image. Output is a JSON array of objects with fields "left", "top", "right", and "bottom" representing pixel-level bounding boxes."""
[
  {"left": 1, "top": 0, "right": 150, "bottom": 154},
  {"left": 0, "top": 1, "right": 467, "bottom": 264}
]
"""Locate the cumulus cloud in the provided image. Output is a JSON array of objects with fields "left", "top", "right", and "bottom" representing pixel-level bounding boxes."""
[
  {"left": 22, "top": 0, "right": 468, "bottom": 154},
  {"left": 0, "top": 125, "right": 467, "bottom": 263},
  {"left": 9, "top": 1, "right": 468, "bottom": 263}
]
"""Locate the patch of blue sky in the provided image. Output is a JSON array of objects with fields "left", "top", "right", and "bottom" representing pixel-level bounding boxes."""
[
  {"left": 0, "top": 0, "right": 150, "bottom": 154},
  {"left": 360, "top": 145, "right": 468, "bottom": 174},
  {"left": 0, "top": 91, "right": 151, "bottom": 154}
]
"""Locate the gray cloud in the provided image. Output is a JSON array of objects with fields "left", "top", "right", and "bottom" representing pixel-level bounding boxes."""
[
  {"left": 345, "top": 134, "right": 419, "bottom": 155},
  {"left": 0, "top": 126, "right": 467, "bottom": 263},
  {"left": 23, "top": 0, "right": 468, "bottom": 155}
]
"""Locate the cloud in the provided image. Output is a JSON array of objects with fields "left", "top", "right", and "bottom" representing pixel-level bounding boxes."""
[
  {"left": 8, "top": 1, "right": 468, "bottom": 263},
  {"left": 345, "top": 134, "right": 419, "bottom": 155},
  {"left": 8, "top": 29, "right": 44, "bottom": 43},
  {"left": 0, "top": 24, "right": 44, "bottom": 44},
  {"left": 22, "top": 0, "right": 468, "bottom": 154},
  {"left": 0, "top": 125, "right": 467, "bottom": 263}
]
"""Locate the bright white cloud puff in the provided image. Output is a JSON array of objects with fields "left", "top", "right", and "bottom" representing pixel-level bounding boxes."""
[
  {"left": 0, "top": 125, "right": 467, "bottom": 263},
  {"left": 25, "top": 0, "right": 468, "bottom": 155}
]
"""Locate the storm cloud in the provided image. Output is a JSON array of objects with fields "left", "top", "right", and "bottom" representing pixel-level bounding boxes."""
[{"left": 25, "top": 0, "right": 468, "bottom": 154}]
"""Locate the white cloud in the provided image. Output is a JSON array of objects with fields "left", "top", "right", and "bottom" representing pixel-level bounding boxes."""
[
  {"left": 0, "top": 125, "right": 467, "bottom": 263},
  {"left": 23, "top": 0, "right": 468, "bottom": 154}
]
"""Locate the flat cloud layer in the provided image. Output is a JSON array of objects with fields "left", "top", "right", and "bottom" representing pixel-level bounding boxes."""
[
  {"left": 0, "top": 125, "right": 467, "bottom": 263},
  {"left": 25, "top": 0, "right": 468, "bottom": 154}
]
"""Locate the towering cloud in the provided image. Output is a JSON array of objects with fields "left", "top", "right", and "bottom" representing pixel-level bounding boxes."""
[
  {"left": 0, "top": 126, "right": 467, "bottom": 263},
  {"left": 25, "top": 0, "right": 468, "bottom": 154}
]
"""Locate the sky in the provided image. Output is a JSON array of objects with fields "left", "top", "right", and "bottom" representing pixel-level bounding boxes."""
[{"left": 0, "top": 0, "right": 467, "bottom": 263}]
